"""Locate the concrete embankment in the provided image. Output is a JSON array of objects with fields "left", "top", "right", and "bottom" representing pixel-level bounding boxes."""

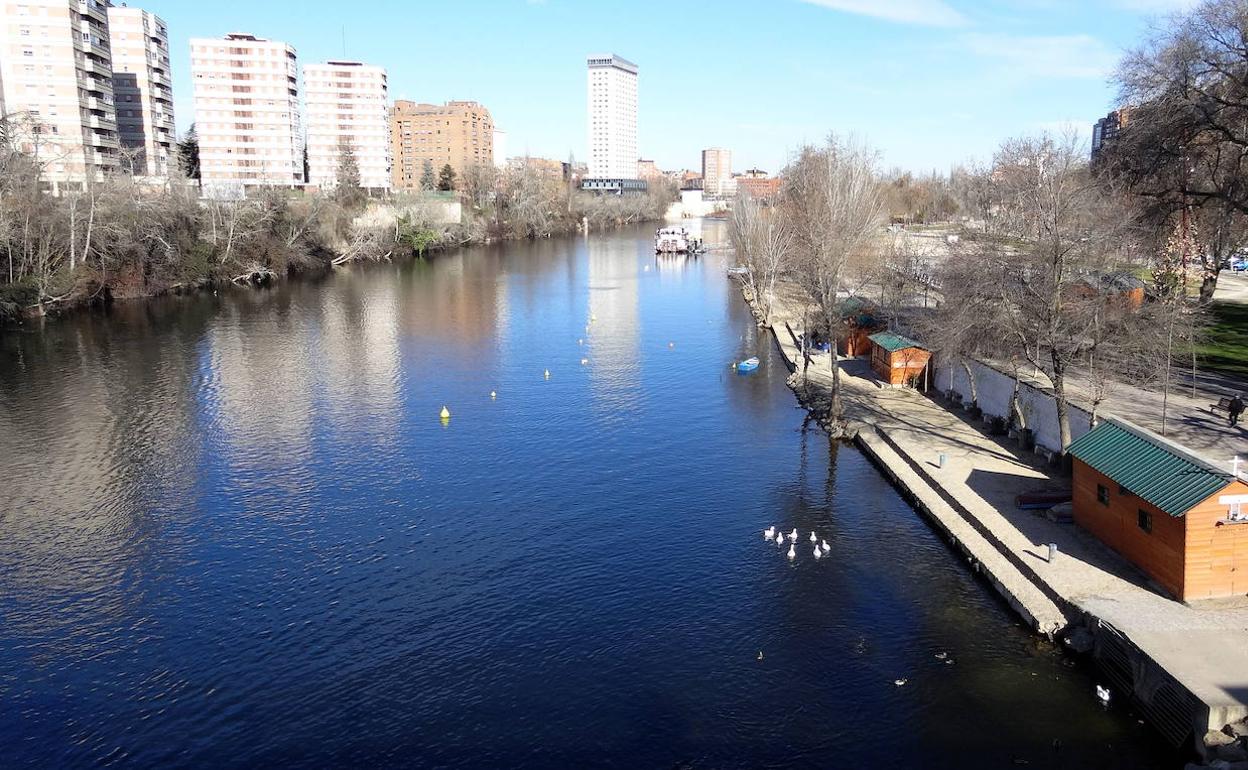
[{"left": 739, "top": 278, "right": 1248, "bottom": 761}]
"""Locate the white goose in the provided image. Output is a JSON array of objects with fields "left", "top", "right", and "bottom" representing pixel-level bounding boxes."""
[
  {"left": 787, "top": 544, "right": 796, "bottom": 560},
  {"left": 765, "top": 526, "right": 775, "bottom": 540},
  {"left": 1095, "top": 685, "right": 1111, "bottom": 705},
  {"left": 809, "top": 531, "right": 818, "bottom": 543},
  {"left": 788, "top": 528, "right": 799, "bottom": 543},
  {"left": 821, "top": 539, "right": 830, "bottom": 552},
  {"left": 813, "top": 546, "right": 822, "bottom": 559},
  {"left": 777, "top": 535, "right": 786, "bottom": 548}
]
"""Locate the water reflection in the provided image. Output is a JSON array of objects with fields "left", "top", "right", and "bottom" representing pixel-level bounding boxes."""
[
  {"left": 0, "top": 223, "right": 1175, "bottom": 769},
  {"left": 585, "top": 234, "right": 641, "bottom": 417}
]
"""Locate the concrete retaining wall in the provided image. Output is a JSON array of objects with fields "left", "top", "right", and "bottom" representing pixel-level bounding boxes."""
[{"left": 934, "top": 358, "right": 1093, "bottom": 453}]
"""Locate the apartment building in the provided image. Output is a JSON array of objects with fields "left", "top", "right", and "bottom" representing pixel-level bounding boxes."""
[
  {"left": 702, "top": 147, "right": 733, "bottom": 197},
  {"left": 0, "top": 0, "right": 120, "bottom": 191},
  {"left": 190, "top": 32, "right": 302, "bottom": 197},
  {"left": 389, "top": 100, "right": 493, "bottom": 190},
  {"left": 106, "top": 5, "right": 173, "bottom": 177},
  {"left": 304, "top": 60, "right": 389, "bottom": 190},
  {"left": 586, "top": 53, "right": 638, "bottom": 180}
]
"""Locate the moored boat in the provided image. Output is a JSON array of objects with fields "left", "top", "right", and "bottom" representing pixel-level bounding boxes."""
[
  {"left": 737, "top": 357, "right": 760, "bottom": 373},
  {"left": 655, "top": 226, "right": 692, "bottom": 254}
]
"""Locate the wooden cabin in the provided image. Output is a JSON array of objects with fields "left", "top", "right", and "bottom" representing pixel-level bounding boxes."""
[
  {"left": 867, "top": 332, "right": 931, "bottom": 387},
  {"left": 1067, "top": 418, "right": 1248, "bottom": 601},
  {"left": 1070, "top": 272, "right": 1147, "bottom": 311},
  {"left": 838, "top": 296, "right": 885, "bottom": 358}
]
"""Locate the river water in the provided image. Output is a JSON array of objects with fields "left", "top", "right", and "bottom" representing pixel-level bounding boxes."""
[{"left": 0, "top": 222, "right": 1173, "bottom": 768}]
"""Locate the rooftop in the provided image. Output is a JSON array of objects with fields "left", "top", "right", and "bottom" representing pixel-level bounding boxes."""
[
  {"left": 1066, "top": 417, "right": 1238, "bottom": 517},
  {"left": 868, "top": 332, "right": 926, "bottom": 352}
]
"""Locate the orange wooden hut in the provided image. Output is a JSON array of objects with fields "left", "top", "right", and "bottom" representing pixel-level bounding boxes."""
[
  {"left": 1067, "top": 418, "right": 1248, "bottom": 600},
  {"left": 867, "top": 332, "right": 931, "bottom": 387},
  {"left": 838, "top": 296, "right": 885, "bottom": 358}
]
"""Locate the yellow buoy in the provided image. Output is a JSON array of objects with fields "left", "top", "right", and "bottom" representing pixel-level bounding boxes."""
[
  {"left": 544, "top": 369, "right": 551, "bottom": 379},
  {"left": 440, "top": 406, "right": 451, "bottom": 419},
  {"left": 490, "top": 390, "right": 497, "bottom": 400}
]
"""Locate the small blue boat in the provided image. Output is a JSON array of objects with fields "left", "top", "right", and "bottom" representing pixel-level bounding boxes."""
[{"left": 737, "top": 357, "right": 760, "bottom": 373}]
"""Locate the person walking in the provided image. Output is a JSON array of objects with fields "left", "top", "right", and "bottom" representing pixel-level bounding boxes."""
[{"left": 1230, "top": 394, "right": 1245, "bottom": 427}]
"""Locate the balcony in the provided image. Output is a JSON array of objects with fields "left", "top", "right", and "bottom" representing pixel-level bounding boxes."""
[
  {"left": 82, "top": 113, "right": 117, "bottom": 131},
  {"left": 78, "top": 0, "right": 109, "bottom": 24},
  {"left": 78, "top": 57, "right": 108, "bottom": 76}
]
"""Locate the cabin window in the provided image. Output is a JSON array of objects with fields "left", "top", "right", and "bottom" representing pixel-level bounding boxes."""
[
  {"left": 1097, "top": 484, "right": 1109, "bottom": 506},
  {"left": 1138, "top": 509, "right": 1153, "bottom": 534}
]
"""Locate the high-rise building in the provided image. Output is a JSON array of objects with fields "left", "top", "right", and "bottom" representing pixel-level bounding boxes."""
[
  {"left": 492, "top": 129, "right": 508, "bottom": 169},
  {"left": 107, "top": 5, "right": 174, "bottom": 177},
  {"left": 0, "top": 0, "right": 120, "bottom": 191},
  {"left": 1091, "top": 108, "right": 1131, "bottom": 162},
  {"left": 702, "top": 147, "right": 733, "bottom": 197},
  {"left": 586, "top": 54, "right": 638, "bottom": 181},
  {"left": 190, "top": 32, "right": 302, "bottom": 197},
  {"left": 304, "top": 60, "right": 389, "bottom": 190},
  {"left": 389, "top": 100, "right": 493, "bottom": 191}
]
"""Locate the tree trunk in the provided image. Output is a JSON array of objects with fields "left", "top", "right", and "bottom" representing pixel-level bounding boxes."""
[
  {"left": 1199, "top": 272, "right": 1219, "bottom": 304},
  {"left": 1051, "top": 354, "right": 1071, "bottom": 450},
  {"left": 960, "top": 359, "right": 978, "bottom": 406}
]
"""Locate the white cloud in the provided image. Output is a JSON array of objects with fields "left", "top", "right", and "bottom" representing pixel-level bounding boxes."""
[
  {"left": 961, "top": 33, "right": 1118, "bottom": 79},
  {"left": 797, "top": 0, "right": 968, "bottom": 27}
]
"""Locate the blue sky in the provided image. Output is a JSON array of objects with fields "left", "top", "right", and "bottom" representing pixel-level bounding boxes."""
[{"left": 152, "top": 0, "right": 1195, "bottom": 174}]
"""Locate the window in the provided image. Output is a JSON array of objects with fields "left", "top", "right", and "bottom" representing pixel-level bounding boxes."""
[
  {"left": 1097, "top": 484, "right": 1109, "bottom": 506},
  {"left": 1138, "top": 509, "right": 1153, "bottom": 534}
]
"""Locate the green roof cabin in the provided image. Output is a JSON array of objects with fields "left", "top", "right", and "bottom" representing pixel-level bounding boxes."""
[
  {"left": 1067, "top": 417, "right": 1248, "bottom": 600},
  {"left": 867, "top": 332, "right": 931, "bottom": 387}
]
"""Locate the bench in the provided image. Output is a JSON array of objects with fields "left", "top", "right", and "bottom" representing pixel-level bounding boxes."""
[{"left": 1211, "top": 397, "right": 1233, "bottom": 414}]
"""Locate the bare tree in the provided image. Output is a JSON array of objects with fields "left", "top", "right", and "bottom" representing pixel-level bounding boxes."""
[
  {"left": 1112, "top": 0, "right": 1248, "bottom": 301},
  {"left": 729, "top": 195, "right": 791, "bottom": 326},
  {"left": 989, "top": 131, "right": 1139, "bottom": 449},
  {"left": 781, "top": 135, "right": 887, "bottom": 420}
]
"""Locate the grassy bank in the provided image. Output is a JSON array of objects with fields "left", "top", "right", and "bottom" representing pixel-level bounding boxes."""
[{"left": 1195, "top": 301, "right": 1248, "bottom": 378}]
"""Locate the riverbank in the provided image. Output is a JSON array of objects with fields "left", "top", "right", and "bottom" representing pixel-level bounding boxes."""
[
  {"left": 0, "top": 194, "right": 673, "bottom": 329},
  {"left": 740, "top": 276, "right": 1248, "bottom": 762}
]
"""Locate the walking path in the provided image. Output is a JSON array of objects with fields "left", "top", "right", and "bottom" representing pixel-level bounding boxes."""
[{"left": 753, "top": 280, "right": 1248, "bottom": 748}]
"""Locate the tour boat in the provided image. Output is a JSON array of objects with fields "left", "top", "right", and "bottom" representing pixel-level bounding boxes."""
[
  {"left": 737, "top": 357, "right": 760, "bottom": 373},
  {"left": 655, "top": 226, "right": 692, "bottom": 254}
]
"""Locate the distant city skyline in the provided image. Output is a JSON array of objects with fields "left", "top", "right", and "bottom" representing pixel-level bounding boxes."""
[{"left": 143, "top": 0, "right": 1196, "bottom": 174}]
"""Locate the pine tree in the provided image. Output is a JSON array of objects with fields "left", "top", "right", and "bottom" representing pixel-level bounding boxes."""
[
  {"left": 437, "top": 164, "right": 457, "bottom": 192},
  {"left": 420, "top": 159, "right": 436, "bottom": 191}
]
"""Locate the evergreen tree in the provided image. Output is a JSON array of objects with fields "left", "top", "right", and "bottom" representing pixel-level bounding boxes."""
[
  {"left": 420, "top": 159, "right": 436, "bottom": 191},
  {"left": 177, "top": 124, "right": 200, "bottom": 180},
  {"left": 334, "top": 142, "right": 365, "bottom": 209},
  {"left": 437, "top": 163, "right": 457, "bottom": 192}
]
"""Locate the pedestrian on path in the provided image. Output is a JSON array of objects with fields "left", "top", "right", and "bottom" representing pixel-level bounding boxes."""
[{"left": 1230, "top": 394, "right": 1245, "bottom": 427}]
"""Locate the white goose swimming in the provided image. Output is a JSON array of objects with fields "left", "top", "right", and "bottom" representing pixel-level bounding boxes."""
[
  {"left": 809, "top": 531, "right": 818, "bottom": 543},
  {"left": 777, "top": 535, "right": 786, "bottom": 547},
  {"left": 788, "top": 528, "right": 799, "bottom": 543},
  {"left": 821, "top": 540, "right": 830, "bottom": 552},
  {"left": 787, "top": 544, "right": 796, "bottom": 560},
  {"left": 813, "top": 546, "right": 822, "bottom": 559},
  {"left": 765, "top": 526, "right": 775, "bottom": 540}
]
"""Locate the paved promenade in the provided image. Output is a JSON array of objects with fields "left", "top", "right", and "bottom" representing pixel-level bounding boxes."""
[{"left": 754, "top": 280, "right": 1248, "bottom": 743}]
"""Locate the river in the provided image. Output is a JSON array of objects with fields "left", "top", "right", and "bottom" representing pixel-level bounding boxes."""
[{"left": 0, "top": 222, "right": 1174, "bottom": 768}]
